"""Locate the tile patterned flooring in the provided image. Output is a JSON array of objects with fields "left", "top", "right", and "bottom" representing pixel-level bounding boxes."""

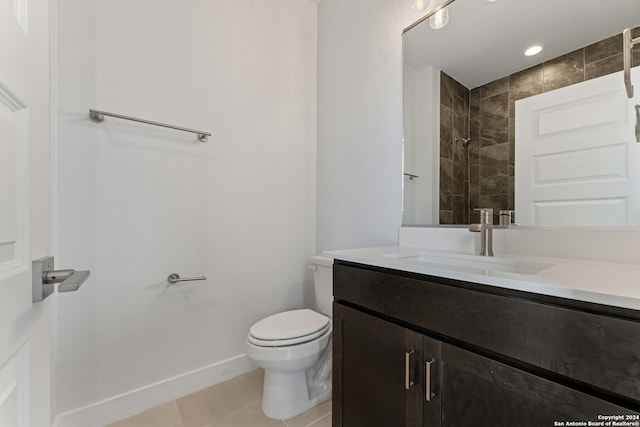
[{"left": 105, "top": 369, "right": 331, "bottom": 427}]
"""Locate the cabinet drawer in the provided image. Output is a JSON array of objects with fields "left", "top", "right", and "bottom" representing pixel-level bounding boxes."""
[
  {"left": 441, "top": 343, "right": 637, "bottom": 424},
  {"left": 334, "top": 262, "right": 640, "bottom": 405}
]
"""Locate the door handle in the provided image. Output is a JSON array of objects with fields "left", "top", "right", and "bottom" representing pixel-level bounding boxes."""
[
  {"left": 634, "top": 104, "right": 639, "bottom": 143},
  {"left": 33, "top": 256, "right": 90, "bottom": 302},
  {"left": 44, "top": 269, "right": 90, "bottom": 292}
]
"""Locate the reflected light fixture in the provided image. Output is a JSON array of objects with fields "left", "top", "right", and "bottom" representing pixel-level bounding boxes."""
[
  {"left": 413, "top": 0, "right": 431, "bottom": 11},
  {"left": 525, "top": 45, "right": 543, "bottom": 56},
  {"left": 429, "top": 6, "right": 449, "bottom": 30}
]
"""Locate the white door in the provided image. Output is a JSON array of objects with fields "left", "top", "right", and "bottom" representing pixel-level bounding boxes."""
[
  {"left": 0, "top": 0, "right": 53, "bottom": 425},
  {"left": 516, "top": 68, "right": 640, "bottom": 227}
]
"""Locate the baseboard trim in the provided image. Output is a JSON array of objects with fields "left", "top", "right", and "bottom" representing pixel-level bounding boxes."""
[{"left": 52, "top": 354, "right": 256, "bottom": 427}]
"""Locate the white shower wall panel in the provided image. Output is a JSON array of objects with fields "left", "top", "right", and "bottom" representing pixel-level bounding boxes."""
[{"left": 56, "top": 0, "right": 317, "bottom": 418}]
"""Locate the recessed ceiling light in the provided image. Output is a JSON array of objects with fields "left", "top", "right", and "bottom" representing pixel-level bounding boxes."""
[{"left": 525, "top": 45, "right": 543, "bottom": 56}]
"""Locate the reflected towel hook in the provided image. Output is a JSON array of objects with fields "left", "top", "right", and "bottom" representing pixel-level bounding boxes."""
[{"left": 404, "top": 172, "right": 419, "bottom": 180}]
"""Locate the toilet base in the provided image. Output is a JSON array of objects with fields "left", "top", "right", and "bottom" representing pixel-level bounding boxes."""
[{"left": 261, "top": 370, "right": 332, "bottom": 420}]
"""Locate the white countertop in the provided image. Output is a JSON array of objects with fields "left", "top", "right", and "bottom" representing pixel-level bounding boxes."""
[{"left": 324, "top": 246, "right": 640, "bottom": 312}]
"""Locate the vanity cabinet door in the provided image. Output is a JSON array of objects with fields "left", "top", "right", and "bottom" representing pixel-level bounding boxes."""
[
  {"left": 439, "top": 343, "right": 638, "bottom": 426},
  {"left": 333, "top": 303, "right": 423, "bottom": 427}
]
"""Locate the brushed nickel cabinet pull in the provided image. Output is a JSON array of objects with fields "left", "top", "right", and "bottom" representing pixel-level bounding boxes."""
[
  {"left": 405, "top": 351, "right": 415, "bottom": 390},
  {"left": 425, "top": 358, "right": 435, "bottom": 401}
]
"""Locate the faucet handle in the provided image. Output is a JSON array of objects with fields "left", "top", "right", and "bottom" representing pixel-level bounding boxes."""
[
  {"left": 499, "top": 210, "right": 516, "bottom": 225},
  {"left": 474, "top": 208, "right": 493, "bottom": 225}
]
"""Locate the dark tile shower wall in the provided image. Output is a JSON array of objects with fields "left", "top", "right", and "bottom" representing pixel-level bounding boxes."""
[
  {"left": 440, "top": 28, "right": 640, "bottom": 225},
  {"left": 476, "top": 77, "right": 510, "bottom": 225},
  {"left": 439, "top": 73, "right": 470, "bottom": 224}
]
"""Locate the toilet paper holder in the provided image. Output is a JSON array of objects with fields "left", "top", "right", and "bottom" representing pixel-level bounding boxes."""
[{"left": 167, "top": 273, "right": 207, "bottom": 284}]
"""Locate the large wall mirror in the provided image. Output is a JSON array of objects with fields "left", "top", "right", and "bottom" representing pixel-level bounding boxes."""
[{"left": 402, "top": 0, "right": 640, "bottom": 227}]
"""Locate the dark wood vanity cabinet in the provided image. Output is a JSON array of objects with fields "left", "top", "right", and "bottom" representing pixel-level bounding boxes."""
[
  {"left": 332, "top": 260, "right": 640, "bottom": 427},
  {"left": 333, "top": 303, "right": 423, "bottom": 427}
]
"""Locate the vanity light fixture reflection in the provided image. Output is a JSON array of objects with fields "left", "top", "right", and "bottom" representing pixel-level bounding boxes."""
[
  {"left": 429, "top": 7, "right": 450, "bottom": 29},
  {"left": 413, "top": 0, "right": 431, "bottom": 11}
]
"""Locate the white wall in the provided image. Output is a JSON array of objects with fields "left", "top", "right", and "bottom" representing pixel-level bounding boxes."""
[
  {"left": 403, "top": 65, "right": 439, "bottom": 225},
  {"left": 55, "top": 0, "right": 317, "bottom": 424},
  {"left": 316, "top": 0, "right": 425, "bottom": 251},
  {"left": 402, "top": 65, "right": 417, "bottom": 223}
]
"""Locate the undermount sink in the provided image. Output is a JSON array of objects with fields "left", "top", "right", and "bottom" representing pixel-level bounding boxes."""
[{"left": 382, "top": 251, "right": 552, "bottom": 275}]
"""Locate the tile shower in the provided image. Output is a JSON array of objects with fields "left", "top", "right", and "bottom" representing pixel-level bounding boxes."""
[{"left": 439, "top": 27, "right": 640, "bottom": 225}]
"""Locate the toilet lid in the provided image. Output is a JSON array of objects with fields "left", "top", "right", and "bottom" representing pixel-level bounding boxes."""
[{"left": 248, "top": 309, "right": 329, "bottom": 346}]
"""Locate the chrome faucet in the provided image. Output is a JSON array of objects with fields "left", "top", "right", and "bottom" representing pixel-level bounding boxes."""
[{"left": 469, "top": 208, "right": 494, "bottom": 256}]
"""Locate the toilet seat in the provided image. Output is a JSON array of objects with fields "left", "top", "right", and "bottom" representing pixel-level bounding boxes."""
[{"left": 248, "top": 309, "right": 330, "bottom": 347}]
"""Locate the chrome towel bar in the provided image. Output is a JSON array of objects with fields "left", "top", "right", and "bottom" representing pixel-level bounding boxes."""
[
  {"left": 167, "top": 273, "right": 207, "bottom": 284},
  {"left": 89, "top": 109, "right": 211, "bottom": 142}
]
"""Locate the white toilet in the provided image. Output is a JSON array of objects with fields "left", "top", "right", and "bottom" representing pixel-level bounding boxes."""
[{"left": 244, "top": 255, "right": 333, "bottom": 420}]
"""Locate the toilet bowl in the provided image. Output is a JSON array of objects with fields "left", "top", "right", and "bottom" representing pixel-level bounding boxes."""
[{"left": 244, "top": 255, "right": 333, "bottom": 420}]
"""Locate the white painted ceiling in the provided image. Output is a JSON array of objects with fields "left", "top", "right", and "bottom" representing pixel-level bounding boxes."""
[{"left": 403, "top": 0, "right": 640, "bottom": 88}]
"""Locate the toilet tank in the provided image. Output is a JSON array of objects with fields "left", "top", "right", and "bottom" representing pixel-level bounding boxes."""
[{"left": 309, "top": 255, "right": 334, "bottom": 317}]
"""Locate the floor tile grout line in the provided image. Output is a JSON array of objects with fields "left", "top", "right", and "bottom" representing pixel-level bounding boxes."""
[
  {"left": 176, "top": 371, "right": 263, "bottom": 427},
  {"left": 305, "top": 412, "right": 332, "bottom": 427},
  {"left": 172, "top": 399, "right": 185, "bottom": 427},
  {"left": 111, "top": 368, "right": 334, "bottom": 427},
  {"left": 243, "top": 399, "right": 262, "bottom": 409},
  {"left": 203, "top": 400, "right": 263, "bottom": 426}
]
